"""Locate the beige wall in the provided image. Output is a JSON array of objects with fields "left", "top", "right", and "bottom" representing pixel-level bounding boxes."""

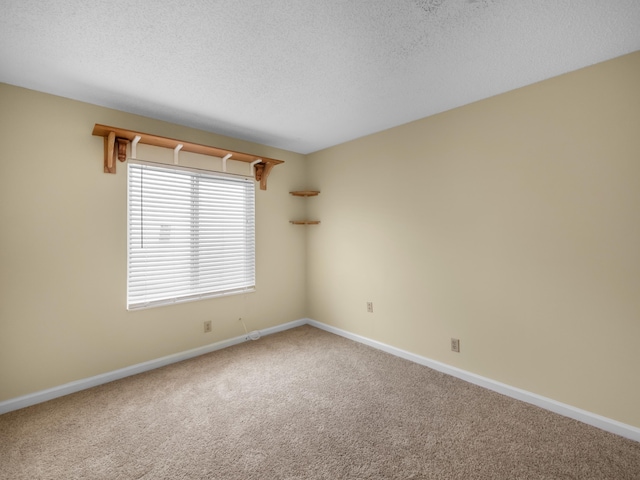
[
  {"left": 2, "top": 52, "right": 639, "bottom": 430},
  {"left": 0, "top": 84, "right": 308, "bottom": 400},
  {"left": 307, "top": 51, "right": 640, "bottom": 428}
]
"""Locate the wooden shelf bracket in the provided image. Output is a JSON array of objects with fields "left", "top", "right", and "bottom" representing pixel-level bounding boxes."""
[
  {"left": 255, "top": 162, "right": 275, "bottom": 191},
  {"left": 103, "top": 131, "right": 130, "bottom": 173},
  {"left": 93, "top": 124, "right": 284, "bottom": 190}
]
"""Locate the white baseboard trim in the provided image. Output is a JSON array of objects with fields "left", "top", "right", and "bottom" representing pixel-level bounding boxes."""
[
  {"left": 3, "top": 317, "right": 639, "bottom": 443},
  {"left": 306, "top": 318, "right": 640, "bottom": 443},
  {"left": 0, "top": 318, "right": 306, "bottom": 415}
]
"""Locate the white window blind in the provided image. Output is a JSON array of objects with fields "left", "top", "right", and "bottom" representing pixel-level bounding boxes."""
[{"left": 127, "top": 160, "right": 255, "bottom": 310}]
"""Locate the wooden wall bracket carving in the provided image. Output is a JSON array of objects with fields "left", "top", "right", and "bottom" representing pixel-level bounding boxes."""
[{"left": 254, "top": 162, "right": 275, "bottom": 191}]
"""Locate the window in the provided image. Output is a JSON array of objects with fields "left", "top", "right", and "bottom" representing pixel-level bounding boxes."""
[{"left": 127, "top": 160, "right": 255, "bottom": 310}]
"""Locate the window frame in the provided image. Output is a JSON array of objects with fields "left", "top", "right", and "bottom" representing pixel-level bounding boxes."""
[{"left": 126, "top": 159, "right": 256, "bottom": 310}]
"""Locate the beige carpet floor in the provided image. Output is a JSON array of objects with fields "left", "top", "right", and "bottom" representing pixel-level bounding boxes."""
[{"left": 1, "top": 325, "right": 639, "bottom": 479}]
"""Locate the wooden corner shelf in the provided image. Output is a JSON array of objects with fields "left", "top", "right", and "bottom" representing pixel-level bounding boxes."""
[
  {"left": 289, "top": 190, "right": 320, "bottom": 225},
  {"left": 290, "top": 190, "right": 320, "bottom": 197},
  {"left": 92, "top": 124, "right": 284, "bottom": 190}
]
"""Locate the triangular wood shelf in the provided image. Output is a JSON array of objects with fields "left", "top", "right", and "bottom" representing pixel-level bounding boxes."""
[
  {"left": 289, "top": 190, "right": 320, "bottom": 225},
  {"left": 289, "top": 191, "right": 320, "bottom": 197}
]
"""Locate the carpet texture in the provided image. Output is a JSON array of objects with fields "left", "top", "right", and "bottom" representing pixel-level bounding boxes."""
[{"left": 1, "top": 325, "right": 639, "bottom": 479}]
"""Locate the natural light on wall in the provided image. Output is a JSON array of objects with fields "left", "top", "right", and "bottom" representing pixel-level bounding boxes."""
[{"left": 127, "top": 160, "right": 256, "bottom": 310}]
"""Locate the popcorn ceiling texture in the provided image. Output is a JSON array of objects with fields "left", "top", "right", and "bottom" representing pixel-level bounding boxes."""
[{"left": 1, "top": 0, "right": 639, "bottom": 153}]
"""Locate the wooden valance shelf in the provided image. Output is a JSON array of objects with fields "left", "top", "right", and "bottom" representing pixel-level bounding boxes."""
[
  {"left": 290, "top": 191, "right": 320, "bottom": 197},
  {"left": 290, "top": 221, "right": 321, "bottom": 225},
  {"left": 92, "top": 124, "right": 284, "bottom": 190}
]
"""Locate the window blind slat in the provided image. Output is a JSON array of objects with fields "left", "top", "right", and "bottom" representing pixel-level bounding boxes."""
[{"left": 127, "top": 161, "right": 255, "bottom": 310}]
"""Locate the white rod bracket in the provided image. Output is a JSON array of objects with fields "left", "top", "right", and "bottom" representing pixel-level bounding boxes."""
[
  {"left": 250, "top": 159, "right": 261, "bottom": 178},
  {"left": 131, "top": 135, "right": 141, "bottom": 159},
  {"left": 222, "top": 153, "right": 232, "bottom": 172},
  {"left": 174, "top": 144, "right": 183, "bottom": 165}
]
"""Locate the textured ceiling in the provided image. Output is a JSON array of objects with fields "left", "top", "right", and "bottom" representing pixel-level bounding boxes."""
[{"left": 1, "top": 1, "right": 640, "bottom": 154}]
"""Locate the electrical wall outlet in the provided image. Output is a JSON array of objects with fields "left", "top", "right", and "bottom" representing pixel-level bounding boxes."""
[
  {"left": 451, "top": 338, "right": 460, "bottom": 353},
  {"left": 367, "top": 302, "right": 373, "bottom": 313},
  {"left": 204, "top": 320, "right": 212, "bottom": 333}
]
